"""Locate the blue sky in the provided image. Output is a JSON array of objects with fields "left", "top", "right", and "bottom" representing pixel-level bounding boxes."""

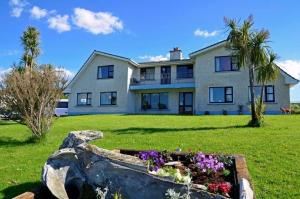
[{"left": 1, "top": 0, "right": 300, "bottom": 101}]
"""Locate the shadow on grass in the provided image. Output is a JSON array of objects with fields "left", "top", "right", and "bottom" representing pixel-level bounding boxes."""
[
  {"left": 0, "top": 181, "right": 41, "bottom": 199},
  {"left": 0, "top": 120, "right": 17, "bottom": 125},
  {"left": 0, "top": 136, "right": 45, "bottom": 147},
  {"left": 113, "top": 124, "right": 249, "bottom": 135}
]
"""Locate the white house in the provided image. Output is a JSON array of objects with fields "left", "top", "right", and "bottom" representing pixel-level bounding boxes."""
[{"left": 65, "top": 40, "right": 299, "bottom": 115}]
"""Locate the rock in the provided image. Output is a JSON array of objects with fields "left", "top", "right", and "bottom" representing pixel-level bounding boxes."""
[
  {"left": 240, "top": 178, "right": 254, "bottom": 199},
  {"left": 164, "top": 161, "right": 183, "bottom": 167},
  {"left": 59, "top": 130, "right": 103, "bottom": 149},
  {"left": 42, "top": 130, "right": 228, "bottom": 199}
]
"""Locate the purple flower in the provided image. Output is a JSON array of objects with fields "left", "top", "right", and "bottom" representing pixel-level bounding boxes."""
[
  {"left": 194, "top": 152, "right": 225, "bottom": 174},
  {"left": 138, "top": 150, "right": 166, "bottom": 171}
]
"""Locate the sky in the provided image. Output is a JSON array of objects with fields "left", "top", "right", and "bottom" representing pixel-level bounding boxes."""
[{"left": 0, "top": 0, "right": 300, "bottom": 101}]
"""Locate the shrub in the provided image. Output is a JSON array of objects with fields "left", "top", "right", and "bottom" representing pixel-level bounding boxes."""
[
  {"left": 238, "top": 105, "right": 244, "bottom": 115},
  {"left": 0, "top": 66, "right": 67, "bottom": 138},
  {"left": 291, "top": 104, "right": 300, "bottom": 114},
  {"left": 222, "top": 109, "right": 228, "bottom": 115}
]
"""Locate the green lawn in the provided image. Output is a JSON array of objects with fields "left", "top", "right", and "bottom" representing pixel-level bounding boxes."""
[{"left": 0, "top": 115, "right": 299, "bottom": 199}]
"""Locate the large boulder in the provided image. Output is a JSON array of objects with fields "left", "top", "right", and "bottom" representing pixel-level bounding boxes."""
[{"left": 59, "top": 130, "right": 103, "bottom": 149}]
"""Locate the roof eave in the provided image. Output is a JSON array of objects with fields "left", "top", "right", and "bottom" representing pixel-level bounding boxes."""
[{"left": 189, "top": 40, "right": 227, "bottom": 58}]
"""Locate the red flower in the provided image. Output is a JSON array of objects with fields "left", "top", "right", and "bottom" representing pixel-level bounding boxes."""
[
  {"left": 208, "top": 182, "right": 232, "bottom": 196},
  {"left": 218, "top": 182, "right": 232, "bottom": 194},
  {"left": 208, "top": 183, "right": 219, "bottom": 193}
]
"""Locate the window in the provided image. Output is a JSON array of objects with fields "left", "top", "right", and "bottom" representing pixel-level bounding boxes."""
[
  {"left": 265, "top": 85, "right": 275, "bottom": 102},
  {"left": 177, "top": 65, "right": 193, "bottom": 78},
  {"left": 140, "top": 67, "right": 155, "bottom": 80},
  {"left": 100, "top": 92, "right": 117, "bottom": 105},
  {"left": 215, "top": 56, "right": 239, "bottom": 72},
  {"left": 56, "top": 101, "right": 68, "bottom": 108},
  {"left": 209, "top": 87, "right": 233, "bottom": 103},
  {"left": 97, "top": 65, "right": 114, "bottom": 79},
  {"left": 248, "top": 85, "right": 275, "bottom": 102},
  {"left": 77, "top": 93, "right": 92, "bottom": 106},
  {"left": 141, "top": 93, "right": 168, "bottom": 110}
]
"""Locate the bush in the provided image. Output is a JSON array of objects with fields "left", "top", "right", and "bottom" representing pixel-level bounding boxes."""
[
  {"left": 0, "top": 66, "right": 67, "bottom": 138},
  {"left": 238, "top": 105, "right": 244, "bottom": 115},
  {"left": 291, "top": 104, "right": 300, "bottom": 114},
  {"left": 222, "top": 109, "right": 228, "bottom": 115}
]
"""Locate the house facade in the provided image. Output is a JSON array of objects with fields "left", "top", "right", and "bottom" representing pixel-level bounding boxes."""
[{"left": 65, "top": 40, "right": 299, "bottom": 115}]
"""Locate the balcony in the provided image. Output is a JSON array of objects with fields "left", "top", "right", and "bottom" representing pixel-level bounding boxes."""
[{"left": 129, "top": 78, "right": 195, "bottom": 91}]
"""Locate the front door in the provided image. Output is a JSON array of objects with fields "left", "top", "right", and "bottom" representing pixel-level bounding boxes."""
[
  {"left": 179, "top": 92, "right": 193, "bottom": 114},
  {"left": 161, "top": 66, "right": 171, "bottom": 84}
]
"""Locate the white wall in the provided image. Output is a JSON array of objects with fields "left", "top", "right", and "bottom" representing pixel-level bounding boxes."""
[
  {"left": 194, "top": 46, "right": 290, "bottom": 114},
  {"left": 68, "top": 54, "right": 135, "bottom": 114}
]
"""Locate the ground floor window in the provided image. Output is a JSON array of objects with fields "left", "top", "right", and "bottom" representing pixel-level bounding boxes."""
[
  {"left": 77, "top": 93, "right": 92, "bottom": 106},
  {"left": 100, "top": 92, "right": 117, "bottom": 105},
  {"left": 248, "top": 85, "right": 275, "bottom": 102},
  {"left": 209, "top": 87, "right": 233, "bottom": 103},
  {"left": 141, "top": 93, "right": 168, "bottom": 110}
]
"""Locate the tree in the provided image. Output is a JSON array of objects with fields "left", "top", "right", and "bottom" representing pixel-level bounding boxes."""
[
  {"left": 20, "top": 26, "right": 40, "bottom": 69},
  {"left": 225, "top": 16, "right": 277, "bottom": 126},
  {"left": 256, "top": 51, "right": 278, "bottom": 108},
  {"left": 0, "top": 27, "right": 67, "bottom": 139}
]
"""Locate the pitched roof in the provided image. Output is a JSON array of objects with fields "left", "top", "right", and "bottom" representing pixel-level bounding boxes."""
[
  {"left": 189, "top": 40, "right": 227, "bottom": 57},
  {"left": 65, "top": 50, "right": 138, "bottom": 90},
  {"left": 277, "top": 65, "right": 299, "bottom": 85}
]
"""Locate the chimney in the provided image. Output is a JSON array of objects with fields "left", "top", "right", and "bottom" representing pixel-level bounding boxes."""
[{"left": 169, "top": 47, "right": 182, "bottom": 61}]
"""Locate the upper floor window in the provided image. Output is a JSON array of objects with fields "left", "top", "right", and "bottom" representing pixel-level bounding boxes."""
[
  {"left": 141, "top": 93, "right": 168, "bottom": 110},
  {"left": 98, "top": 65, "right": 114, "bottom": 79},
  {"left": 248, "top": 85, "right": 275, "bottom": 102},
  {"left": 209, "top": 87, "right": 233, "bottom": 103},
  {"left": 100, "top": 92, "right": 117, "bottom": 105},
  {"left": 177, "top": 64, "right": 193, "bottom": 78},
  {"left": 215, "top": 56, "right": 239, "bottom": 72},
  {"left": 77, "top": 92, "right": 92, "bottom": 106},
  {"left": 140, "top": 67, "right": 155, "bottom": 80}
]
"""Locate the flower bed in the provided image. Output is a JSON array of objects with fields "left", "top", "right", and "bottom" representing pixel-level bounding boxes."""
[
  {"left": 14, "top": 130, "right": 254, "bottom": 199},
  {"left": 120, "top": 149, "right": 240, "bottom": 198}
]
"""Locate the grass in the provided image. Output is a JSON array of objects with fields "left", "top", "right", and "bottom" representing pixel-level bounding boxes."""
[{"left": 0, "top": 115, "right": 300, "bottom": 198}]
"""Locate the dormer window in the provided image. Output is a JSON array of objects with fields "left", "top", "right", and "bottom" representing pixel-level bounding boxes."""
[
  {"left": 215, "top": 56, "right": 239, "bottom": 72},
  {"left": 98, "top": 65, "right": 114, "bottom": 79}
]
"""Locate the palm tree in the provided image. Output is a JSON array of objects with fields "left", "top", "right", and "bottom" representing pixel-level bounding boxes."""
[
  {"left": 225, "top": 16, "right": 273, "bottom": 126},
  {"left": 256, "top": 51, "right": 278, "bottom": 107},
  {"left": 20, "top": 26, "right": 40, "bottom": 70}
]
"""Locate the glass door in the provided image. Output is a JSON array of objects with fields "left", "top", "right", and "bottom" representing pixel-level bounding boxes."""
[
  {"left": 161, "top": 66, "right": 171, "bottom": 84},
  {"left": 179, "top": 92, "right": 193, "bottom": 114}
]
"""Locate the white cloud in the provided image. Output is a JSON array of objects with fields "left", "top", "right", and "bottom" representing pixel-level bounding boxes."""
[
  {"left": 9, "top": 0, "right": 28, "bottom": 17},
  {"left": 276, "top": 60, "right": 300, "bottom": 79},
  {"left": 30, "top": 6, "right": 47, "bottom": 19},
  {"left": 55, "top": 68, "right": 74, "bottom": 80},
  {"left": 48, "top": 15, "right": 71, "bottom": 33},
  {"left": 139, "top": 54, "right": 170, "bottom": 62},
  {"left": 72, "top": 8, "right": 123, "bottom": 35},
  {"left": 0, "top": 67, "right": 74, "bottom": 82},
  {"left": 194, "top": 29, "right": 219, "bottom": 38},
  {"left": 0, "top": 68, "right": 12, "bottom": 81}
]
